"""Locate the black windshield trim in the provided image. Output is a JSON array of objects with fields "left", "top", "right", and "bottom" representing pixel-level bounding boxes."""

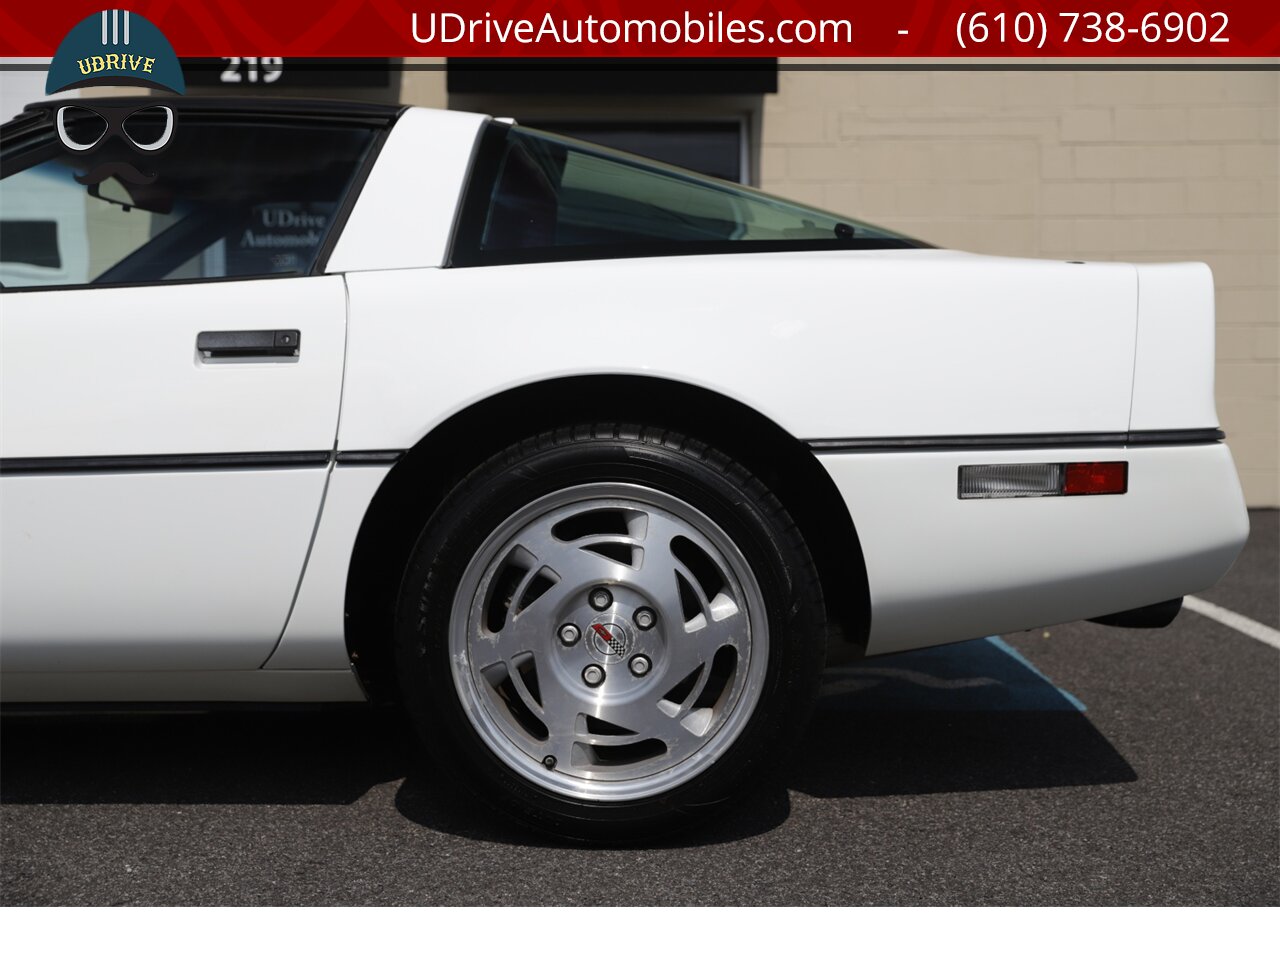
[{"left": 453, "top": 236, "right": 924, "bottom": 267}]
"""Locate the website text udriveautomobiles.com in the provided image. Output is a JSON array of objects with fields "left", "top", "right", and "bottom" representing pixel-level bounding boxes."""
[{"left": 411, "top": 10, "right": 854, "bottom": 47}]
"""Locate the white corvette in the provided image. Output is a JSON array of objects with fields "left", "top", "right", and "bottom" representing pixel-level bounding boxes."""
[{"left": 0, "top": 99, "right": 1249, "bottom": 839}]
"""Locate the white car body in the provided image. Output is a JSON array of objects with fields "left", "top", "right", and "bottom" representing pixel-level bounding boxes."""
[{"left": 0, "top": 103, "right": 1250, "bottom": 703}]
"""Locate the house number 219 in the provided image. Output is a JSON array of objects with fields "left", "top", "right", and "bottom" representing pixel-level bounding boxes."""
[{"left": 219, "top": 57, "right": 283, "bottom": 83}]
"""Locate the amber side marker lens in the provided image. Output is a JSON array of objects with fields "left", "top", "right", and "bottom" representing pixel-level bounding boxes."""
[{"left": 959, "top": 461, "right": 1128, "bottom": 499}]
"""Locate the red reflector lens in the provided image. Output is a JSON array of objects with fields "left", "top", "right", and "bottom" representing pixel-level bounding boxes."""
[{"left": 1063, "top": 461, "right": 1128, "bottom": 496}]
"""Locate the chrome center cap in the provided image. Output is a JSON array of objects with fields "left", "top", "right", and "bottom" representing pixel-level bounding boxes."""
[{"left": 585, "top": 619, "right": 634, "bottom": 664}]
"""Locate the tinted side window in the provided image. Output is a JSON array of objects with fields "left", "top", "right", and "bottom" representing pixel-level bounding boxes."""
[
  {"left": 451, "top": 123, "right": 922, "bottom": 267},
  {"left": 0, "top": 119, "right": 376, "bottom": 289}
]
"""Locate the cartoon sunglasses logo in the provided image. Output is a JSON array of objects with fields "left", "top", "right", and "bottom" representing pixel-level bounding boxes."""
[
  {"left": 56, "top": 104, "right": 175, "bottom": 183},
  {"left": 45, "top": 10, "right": 185, "bottom": 187}
]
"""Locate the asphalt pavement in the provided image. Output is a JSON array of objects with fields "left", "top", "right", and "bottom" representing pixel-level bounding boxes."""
[{"left": 3, "top": 510, "right": 1276, "bottom": 906}]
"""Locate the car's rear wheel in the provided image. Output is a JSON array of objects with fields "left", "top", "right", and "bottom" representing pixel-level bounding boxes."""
[{"left": 394, "top": 425, "right": 825, "bottom": 841}]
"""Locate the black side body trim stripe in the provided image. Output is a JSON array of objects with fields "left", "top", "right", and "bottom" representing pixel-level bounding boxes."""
[
  {"left": 2, "top": 433, "right": 1220, "bottom": 473},
  {"left": 806, "top": 429, "right": 1225, "bottom": 454},
  {"left": 334, "top": 450, "right": 404, "bottom": 465},
  {"left": 0, "top": 451, "right": 334, "bottom": 475},
  {"left": 0, "top": 450, "right": 410, "bottom": 475},
  {"left": 1127, "top": 428, "right": 1226, "bottom": 445}
]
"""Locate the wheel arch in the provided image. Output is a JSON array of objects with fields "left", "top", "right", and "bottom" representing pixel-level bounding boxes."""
[{"left": 343, "top": 375, "right": 870, "bottom": 698}]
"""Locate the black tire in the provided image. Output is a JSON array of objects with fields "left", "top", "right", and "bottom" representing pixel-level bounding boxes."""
[{"left": 393, "top": 424, "right": 825, "bottom": 842}]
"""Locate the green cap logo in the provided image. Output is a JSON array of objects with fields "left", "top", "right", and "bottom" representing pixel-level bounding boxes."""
[{"left": 45, "top": 10, "right": 185, "bottom": 95}]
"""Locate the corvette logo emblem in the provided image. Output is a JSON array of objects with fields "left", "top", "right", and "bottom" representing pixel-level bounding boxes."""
[{"left": 587, "top": 620, "right": 633, "bottom": 663}]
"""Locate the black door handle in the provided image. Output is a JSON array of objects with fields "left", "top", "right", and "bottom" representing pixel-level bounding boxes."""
[{"left": 197, "top": 330, "right": 300, "bottom": 359}]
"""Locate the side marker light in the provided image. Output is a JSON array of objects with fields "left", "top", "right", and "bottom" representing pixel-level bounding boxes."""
[{"left": 959, "top": 461, "right": 1127, "bottom": 499}]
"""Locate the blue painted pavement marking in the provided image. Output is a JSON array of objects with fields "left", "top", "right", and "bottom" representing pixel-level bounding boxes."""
[{"left": 821, "top": 636, "right": 1086, "bottom": 713}]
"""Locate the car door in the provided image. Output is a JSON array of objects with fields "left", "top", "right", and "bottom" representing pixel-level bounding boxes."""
[{"left": 0, "top": 104, "right": 382, "bottom": 672}]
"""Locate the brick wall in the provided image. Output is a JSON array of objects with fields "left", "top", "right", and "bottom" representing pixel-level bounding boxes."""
[{"left": 760, "top": 69, "right": 1279, "bottom": 506}]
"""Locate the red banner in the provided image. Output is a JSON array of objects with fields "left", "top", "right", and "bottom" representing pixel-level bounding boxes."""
[{"left": 1, "top": 0, "right": 1277, "bottom": 57}]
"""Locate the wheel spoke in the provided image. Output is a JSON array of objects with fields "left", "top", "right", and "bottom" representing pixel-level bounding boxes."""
[
  {"left": 473, "top": 576, "right": 573, "bottom": 668},
  {"left": 535, "top": 665, "right": 599, "bottom": 762},
  {"left": 691, "top": 604, "right": 749, "bottom": 654},
  {"left": 661, "top": 624, "right": 713, "bottom": 692},
  {"left": 505, "top": 657, "right": 545, "bottom": 719},
  {"left": 567, "top": 532, "right": 645, "bottom": 555},
  {"left": 622, "top": 518, "right": 687, "bottom": 626},
  {"left": 542, "top": 542, "right": 632, "bottom": 595},
  {"left": 573, "top": 729, "right": 653, "bottom": 747},
  {"left": 593, "top": 694, "right": 693, "bottom": 750}
]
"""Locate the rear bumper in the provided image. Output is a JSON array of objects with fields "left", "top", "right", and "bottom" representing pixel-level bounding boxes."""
[{"left": 817, "top": 441, "right": 1249, "bottom": 656}]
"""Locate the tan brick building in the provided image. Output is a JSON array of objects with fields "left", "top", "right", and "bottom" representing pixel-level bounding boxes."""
[{"left": 405, "top": 63, "right": 1279, "bottom": 506}]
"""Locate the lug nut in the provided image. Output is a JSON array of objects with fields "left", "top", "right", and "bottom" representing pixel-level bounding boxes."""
[
  {"left": 558, "top": 623, "right": 580, "bottom": 646},
  {"left": 589, "top": 588, "right": 613, "bottom": 611},
  {"left": 582, "top": 664, "right": 605, "bottom": 687},
  {"left": 629, "top": 655, "right": 652, "bottom": 677},
  {"left": 634, "top": 607, "right": 656, "bottom": 630}
]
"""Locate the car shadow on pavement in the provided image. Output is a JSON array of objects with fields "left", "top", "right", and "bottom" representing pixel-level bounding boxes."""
[
  {"left": 392, "top": 636, "right": 1137, "bottom": 847},
  {"left": 390, "top": 762, "right": 795, "bottom": 848},
  {"left": 792, "top": 637, "right": 1137, "bottom": 800},
  {"left": 0, "top": 705, "right": 407, "bottom": 806},
  {"left": 0, "top": 638, "right": 1134, "bottom": 847}
]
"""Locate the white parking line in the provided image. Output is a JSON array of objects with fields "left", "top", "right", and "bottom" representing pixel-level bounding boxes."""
[{"left": 1183, "top": 595, "right": 1280, "bottom": 650}]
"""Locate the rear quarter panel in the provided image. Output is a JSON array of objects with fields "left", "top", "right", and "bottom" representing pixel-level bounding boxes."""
[{"left": 335, "top": 250, "right": 1139, "bottom": 450}]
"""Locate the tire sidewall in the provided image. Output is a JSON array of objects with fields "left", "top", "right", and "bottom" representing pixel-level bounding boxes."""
[{"left": 394, "top": 430, "right": 824, "bottom": 840}]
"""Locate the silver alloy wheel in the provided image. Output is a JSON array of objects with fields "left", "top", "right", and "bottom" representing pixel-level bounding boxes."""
[{"left": 448, "top": 482, "right": 769, "bottom": 802}]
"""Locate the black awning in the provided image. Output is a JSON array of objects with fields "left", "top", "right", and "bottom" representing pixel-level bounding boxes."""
[{"left": 447, "top": 59, "right": 777, "bottom": 95}]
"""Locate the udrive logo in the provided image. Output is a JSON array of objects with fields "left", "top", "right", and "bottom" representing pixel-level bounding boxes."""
[{"left": 44, "top": 10, "right": 186, "bottom": 187}]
